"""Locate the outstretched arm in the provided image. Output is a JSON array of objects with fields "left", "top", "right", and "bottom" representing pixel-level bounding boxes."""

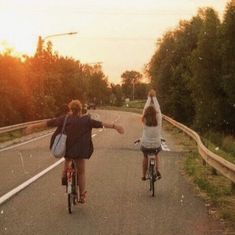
[
  {"left": 24, "top": 121, "right": 48, "bottom": 135},
  {"left": 102, "top": 122, "right": 124, "bottom": 134}
]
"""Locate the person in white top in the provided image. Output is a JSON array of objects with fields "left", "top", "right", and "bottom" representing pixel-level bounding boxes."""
[{"left": 140, "top": 89, "right": 162, "bottom": 180}]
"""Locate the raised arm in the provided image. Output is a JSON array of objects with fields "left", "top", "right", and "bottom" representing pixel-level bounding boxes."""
[
  {"left": 143, "top": 96, "right": 152, "bottom": 114},
  {"left": 153, "top": 97, "right": 162, "bottom": 129},
  {"left": 143, "top": 89, "right": 162, "bottom": 129}
]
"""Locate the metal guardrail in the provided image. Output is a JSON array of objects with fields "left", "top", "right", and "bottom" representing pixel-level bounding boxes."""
[
  {"left": 0, "top": 119, "right": 49, "bottom": 134},
  {"left": 163, "top": 115, "right": 235, "bottom": 183}
]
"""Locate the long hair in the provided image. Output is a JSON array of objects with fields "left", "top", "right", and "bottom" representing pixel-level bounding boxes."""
[
  {"left": 142, "top": 106, "right": 158, "bottom": 126},
  {"left": 68, "top": 99, "right": 82, "bottom": 115}
]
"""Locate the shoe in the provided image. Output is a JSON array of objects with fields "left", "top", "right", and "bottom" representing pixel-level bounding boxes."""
[
  {"left": 141, "top": 176, "right": 147, "bottom": 181},
  {"left": 61, "top": 175, "right": 67, "bottom": 185},
  {"left": 156, "top": 170, "right": 162, "bottom": 180},
  {"left": 78, "top": 191, "right": 87, "bottom": 204}
]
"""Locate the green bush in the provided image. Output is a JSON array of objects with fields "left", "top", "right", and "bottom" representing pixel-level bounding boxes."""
[{"left": 222, "top": 135, "right": 235, "bottom": 154}]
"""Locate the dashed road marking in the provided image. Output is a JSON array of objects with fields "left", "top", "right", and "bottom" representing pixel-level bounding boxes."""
[{"left": 161, "top": 141, "right": 170, "bottom": 151}]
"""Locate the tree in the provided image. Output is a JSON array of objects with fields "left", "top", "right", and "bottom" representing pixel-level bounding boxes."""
[
  {"left": 190, "top": 8, "right": 223, "bottom": 131},
  {"left": 121, "top": 70, "right": 143, "bottom": 99},
  {"left": 110, "top": 84, "right": 123, "bottom": 106},
  {"left": 0, "top": 53, "right": 28, "bottom": 125},
  {"left": 220, "top": 2, "right": 235, "bottom": 132}
]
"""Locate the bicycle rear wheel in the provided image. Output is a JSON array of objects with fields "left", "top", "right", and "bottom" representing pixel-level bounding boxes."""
[
  {"left": 67, "top": 181, "right": 76, "bottom": 213},
  {"left": 149, "top": 165, "right": 155, "bottom": 197},
  {"left": 72, "top": 173, "right": 77, "bottom": 205},
  {"left": 67, "top": 169, "right": 74, "bottom": 214},
  {"left": 68, "top": 194, "right": 72, "bottom": 214}
]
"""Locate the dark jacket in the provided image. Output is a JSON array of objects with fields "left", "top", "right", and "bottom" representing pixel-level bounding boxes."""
[{"left": 47, "top": 114, "right": 103, "bottom": 159}]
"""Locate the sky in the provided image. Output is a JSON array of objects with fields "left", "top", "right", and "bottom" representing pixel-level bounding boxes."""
[{"left": 0, "top": 0, "right": 229, "bottom": 84}]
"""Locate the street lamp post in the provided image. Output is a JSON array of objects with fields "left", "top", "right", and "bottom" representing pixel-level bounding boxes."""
[
  {"left": 43, "top": 32, "right": 78, "bottom": 40},
  {"left": 36, "top": 32, "right": 77, "bottom": 54},
  {"left": 40, "top": 32, "right": 78, "bottom": 49},
  {"left": 132, "top": 78, "right": 135, "bottom": 101}
]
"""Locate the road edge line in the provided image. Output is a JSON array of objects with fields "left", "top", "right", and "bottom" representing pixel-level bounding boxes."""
[{"left": 0, "top": 158, "right": 64, "bottom": 205}]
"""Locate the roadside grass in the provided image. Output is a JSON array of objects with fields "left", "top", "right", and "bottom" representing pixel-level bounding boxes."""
[
  {"left": 163, "top": 121, "right": 235, "bottom": 227},
  {"left": 0, "top": 130, "right": 23, "bottom": 143},
  {"left": 0, "top": 127, "right": 50, "bottom": 144},
  {"left": 184, "top": 151, "right": 235, "bottom": 224},
  {"left": 204, "top": 131, "right": 235, "bottom": 155},
  {"left": 202, "top": 136, "right": 235, "bottom": 165},
  {"left": 124, "top": 100, "right": 146, "bottom": 109}
]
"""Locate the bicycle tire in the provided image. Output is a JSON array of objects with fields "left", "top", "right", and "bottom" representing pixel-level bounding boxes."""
[
  {"left": 68, "top": 193, "right": 72, "bottom": 214},
  {"left": 149, "top": 165, "right": 155, "bottom": 197},
  {"left": 151, "top": 177, "right": 155, "bottom": 197},
  {"left": 72, "top": 173, "right": 77, "bottom": 205}
]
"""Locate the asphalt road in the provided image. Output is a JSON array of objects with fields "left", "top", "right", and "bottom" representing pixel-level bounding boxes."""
[{"left": 0, "top": 110, "right": 224, "bottom": 235}]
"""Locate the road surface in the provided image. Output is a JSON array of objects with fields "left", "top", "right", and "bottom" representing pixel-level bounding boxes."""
[{"left": 0, "top": 110, "right": 224, "bottom": 235}]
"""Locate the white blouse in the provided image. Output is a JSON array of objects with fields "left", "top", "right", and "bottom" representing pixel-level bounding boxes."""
[{"left": 141, "top": 97, "right": 162, "bottom": 149}]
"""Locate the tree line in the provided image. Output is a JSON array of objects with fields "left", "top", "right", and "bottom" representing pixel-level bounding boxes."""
[
  {"left": 147, "top": 2, "right": 235, "bottom": 135},
  {"left": 0, "top": 37, "right": 149, "bottom": 127},
  {"left": 0, "top": 37, "right": 112, "bottom": 126}
]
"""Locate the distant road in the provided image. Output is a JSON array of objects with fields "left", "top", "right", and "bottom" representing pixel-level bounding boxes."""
[{"left": 0, "top": 110, "right": 224, "bottom": 235}]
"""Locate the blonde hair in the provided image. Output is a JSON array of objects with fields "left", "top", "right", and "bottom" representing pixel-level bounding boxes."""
[{"left": 68, "top": 99, "right": 82, "bottom": 114}]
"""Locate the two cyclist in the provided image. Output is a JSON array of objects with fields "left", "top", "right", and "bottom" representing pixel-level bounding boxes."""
[{"left": 139, "top": 89, "right": 162, "bottom": 181}]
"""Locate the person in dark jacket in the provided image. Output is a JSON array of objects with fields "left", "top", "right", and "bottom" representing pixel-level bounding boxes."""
[{"left": 25, "top": 99, "right": 124, "bottom": 203}]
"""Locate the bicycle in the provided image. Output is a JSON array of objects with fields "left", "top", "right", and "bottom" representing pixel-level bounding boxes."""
[
  {"left": 66, "top": 159, "right": 79, "bottom": 214},
  {"left": 134, "top": 139, "right": 161, "bottom": 197}
]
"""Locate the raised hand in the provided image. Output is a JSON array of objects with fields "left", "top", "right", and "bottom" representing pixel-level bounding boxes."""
[{"left": 148, "top": 89, "right": 156, "bottom": 97}]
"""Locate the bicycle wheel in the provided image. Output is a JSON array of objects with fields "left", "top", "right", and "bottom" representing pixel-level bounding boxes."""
[
  {"left": 149, "top": 165, "right": 155, "bottom": 197},
  {"left": 67, "top": 171, "right": 74, "bottom": 213},
  {"left": 72, "top": 173, "right": 77, "bottom": 205},
  {"left": 67, "top": 176, "right": 76, "bottom": 213},
  {"left": 68, "top": 193, "right": 72, "bottom": 214}
]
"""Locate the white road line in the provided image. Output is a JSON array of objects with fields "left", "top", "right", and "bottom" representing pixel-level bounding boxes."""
[
  {"left": 161, "top": 142, "right": 170, "bottom": 151},
  {"left": 0, "top": 132, "right": 53, "bottom": 153},
  {"left": 0, "top": 158, "right": 64, "bottom": 205},
  {"left": 0, "top": 133, "right": 97, "bottom": 205}
]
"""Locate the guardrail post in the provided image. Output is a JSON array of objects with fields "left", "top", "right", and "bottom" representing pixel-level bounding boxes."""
[
  {"left": 232, "top": 182, "right": 235, "bottom": 194},
  {"left": 202, "top": 159, "right": 206, "bottom": 166},
  {"left": 211, "top": 168, "right": 217, "bottom": 175}
]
